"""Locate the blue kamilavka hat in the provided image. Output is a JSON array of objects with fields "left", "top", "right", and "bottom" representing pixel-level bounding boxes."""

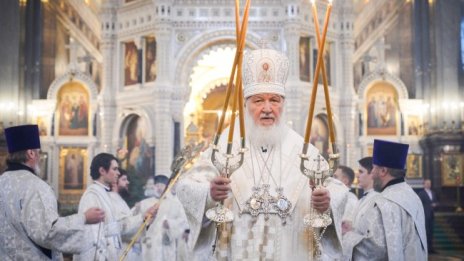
[
  {"left": 4, "top": 125, "right": 41, "bottom": 153},
  {"left": 372, "top": 139, "right": 409, "bottom": 170},
  {"left": 154, "top": 175, "right": 169, "bottom": 185}
]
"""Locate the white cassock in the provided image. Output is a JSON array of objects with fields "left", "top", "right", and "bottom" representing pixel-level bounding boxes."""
[
  {"left": 342, "top": 189, "right": 379, "bottom": 257},
  {"left": 74, "top": 182, "right": 122, "bottom": 261},
  {"left": 0, "top": 168, "right": 93, "bottom": 260},
  {"left": 109, "top": 191, "right": 144, "bottom": 261},
  {"left": 133, "top": 193, "right": 189, "bottom": 261},
  {"left": 342, "top": 192, "right": 359, "bottom": 222},
  {"left": 177, "top": 126, "right": 348, "bottom": 261},
  {"left": 342, "top": 181, "right": 427, "bottom": 260}
]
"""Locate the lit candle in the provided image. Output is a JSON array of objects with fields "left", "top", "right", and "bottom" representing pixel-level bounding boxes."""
[{"left": 304, "top": 0, "right": 333, "bottom": 145}]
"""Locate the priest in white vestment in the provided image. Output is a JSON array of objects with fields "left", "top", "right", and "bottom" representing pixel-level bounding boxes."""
[
  {"left": 110, "top": 168, "right": 151, "bottom": 260},
  {"left": 132, "top": 175, "right": 190, "bottom": 261},
  {"left": 343, "top": 140, "right": 427, "bottom": 260},
  {"left": 177, "top": 49, "right": 348, "bottom": 261},
  {"left": 333, "top": 166, "right": 358, "bottom": 222},
  {"left": 74, "top": 153, "right": 157, "bottom": 261},
  {"left": 342, "top": 157, "right": 379, "bottom": 254},
  {"left": 0, "top": 125, "right": 105, "bottom": 260}
]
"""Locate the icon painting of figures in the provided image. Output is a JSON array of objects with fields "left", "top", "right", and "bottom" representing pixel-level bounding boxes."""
[
  {"left": 366, "top": 82, "right": 398, "bottom": 135},
  {"left": 124, "top": 41, "right": 139, "bottom": 86},
  {"left": 441, "top": 153, "right": 464, "bottom": 187},
  {"left": 57, "top": 82, "right": 89, "bottom": 136},
  {"left": 145, "top": 36, "right": 157, "bottom": 82},
  {"left": 299, "top": 36, "right": 311, "bottom": 82},
  {"left": 119, "top": 115, "right": 155, "bottom": 206},
  {"left": 407, "top": 115, "right": 422, "bottom": 136},
  {"left": 406, "top": 154, "right": 422, "bottom": 179},
  {"left": 59, "top": 147, "right": 88, "bottom": 207}
]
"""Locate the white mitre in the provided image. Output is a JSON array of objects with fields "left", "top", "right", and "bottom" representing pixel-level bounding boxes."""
[{"left": 242, "top": 48, "right": 289, "bottom": 98}]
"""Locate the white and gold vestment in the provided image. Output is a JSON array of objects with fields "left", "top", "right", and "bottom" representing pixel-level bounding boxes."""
[{"left": 177, "top": 126, "right": 348, "bottom": 261}]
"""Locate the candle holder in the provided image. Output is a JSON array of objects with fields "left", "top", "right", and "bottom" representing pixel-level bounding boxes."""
[
  {"left": 300, "top": 151, "right": 333, "bottom": 228},
  {"left": 300, "top": 143, "right": 339, "bottom": 257},
  {"left": 205, "top": 136, "right": 247, "bottom": 223}
]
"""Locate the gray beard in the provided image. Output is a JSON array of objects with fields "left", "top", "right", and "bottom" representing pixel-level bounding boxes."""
[
  {"left": 245, "top": 110, "right": 288, "bottom": 148},
  {"left": 373, "top": 176, "right": 383, "bottom": 191},
  {"left": 34, "top": 163, "right": 41, "bottom": 176}
]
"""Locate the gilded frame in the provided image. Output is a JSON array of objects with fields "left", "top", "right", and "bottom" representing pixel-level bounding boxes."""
[
  {"left": 441, "top": 153, "right": 464, "bottom": 187},
  {"left": 406, "top": 154, "right": 422, "bottom": 179},
  {"left": 58, "top": 147, "right": 88, "bottom": 206}
]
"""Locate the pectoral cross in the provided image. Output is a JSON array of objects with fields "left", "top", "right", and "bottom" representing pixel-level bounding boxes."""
[{"left": 260, "top": 184, "right": 276, "bottom": 220}]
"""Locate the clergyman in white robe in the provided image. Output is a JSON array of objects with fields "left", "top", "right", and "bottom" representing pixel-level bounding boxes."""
[
  {"left": 133, "top": 193, "right": 190, "bottom": 261},
  {"left": 109, "top": 191, "right": 144, "bottom": 260},
  {"left": 343, "top": 181, "right": 427, "bottom": 260},
  {"left": 177, "top": 125, "right": 348, "bottom": 261},
  {"left": 342, "top": 191, "right": 359, "bottom": 223},
  {"left": 342, "top": 189, "right": 379, "bottom": 257},
  {"left": 74, "top": 182, "right": 122, "bottom": 261},
  {"left": 0, "top": 166, "right": 93, "bottom": 260}
]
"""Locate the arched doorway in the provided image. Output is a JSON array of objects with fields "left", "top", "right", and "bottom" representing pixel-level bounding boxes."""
[{"left": 184, "top": 46, "right": 237, "bottom": 143}]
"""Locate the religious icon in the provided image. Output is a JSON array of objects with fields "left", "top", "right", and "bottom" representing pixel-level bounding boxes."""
[
  {"left": 365, "top": 82, "right": 398, "bottom": 136},
  {"left": 299, "top": 36, "right": 311, "bottom": 82},
  {"left": 312, "top": 41, "right": 332, "bottom": 85},
  {"left": 124, "top": 41, "right": 139, "bottom": 86},
  {"left": 258, "top": 61, "right": 273, "bottom": 83},
  {"left": 37, "top": 116, "right": 48, "bottom": 136},
  {"left": 441, "top": 153, "right": 464, "bottom": 186},
  {"left": 407, "top": 115, "right": 422, "bottom": 136},
  {"left": 57, "top": 82, "right": 90, "bottom": 136},
  {"left": 123, "top": 116, "right": 154, "bottom": 179},
  {"left": 145, "top": 36, "right": 157, "bottom": 82},
  {"left": 64, "top": 151, "right": 84, "bottom": 189},
  {"left": 59, "top": 147, "right": 88, "bottom": 207},
  {"left": 406, "top": 154, "right": 422, "bottom": 179}
]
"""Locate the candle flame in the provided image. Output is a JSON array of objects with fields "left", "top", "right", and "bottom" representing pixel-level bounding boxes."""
[
  {"left": 328, "top": 0, "right": 333, "bottom": 4},
  {"left": 310, "top": 0, "right": 316, "bottom": 5}
]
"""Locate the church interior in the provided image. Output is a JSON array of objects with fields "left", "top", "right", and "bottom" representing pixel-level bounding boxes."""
[{"left": 0, "top": 0, "right": 463, "bottom": 259}]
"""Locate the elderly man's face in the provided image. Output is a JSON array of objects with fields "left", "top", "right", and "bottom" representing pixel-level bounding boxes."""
[{"left": 246, "top": 93, "right": 284, "bottom": 127}]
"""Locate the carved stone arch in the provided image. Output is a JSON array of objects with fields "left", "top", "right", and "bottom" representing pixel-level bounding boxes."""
[
  {"left": 113, "top": 106, "right": 156, "bottom": 148},
  {"left": 198, "top": 78, "right": 230, "bottom": 105},
  {"left": 357, "top": 69, "right": 408, "bottom": 100},
  {"left": 174, "top": 29, "right": 275, "bottom": 103},
  {"left": 47, "top": 70, "right": 99, "bottom": 100}
]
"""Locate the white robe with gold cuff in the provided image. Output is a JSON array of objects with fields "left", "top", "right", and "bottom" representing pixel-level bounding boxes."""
[{"left": 177, "top": 127, "right": 348, "bottom": 261}]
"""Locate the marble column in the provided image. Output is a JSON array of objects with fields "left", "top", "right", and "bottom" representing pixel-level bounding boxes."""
[{"left": 99, "top": 1, "right": 118, "bottom": 153}]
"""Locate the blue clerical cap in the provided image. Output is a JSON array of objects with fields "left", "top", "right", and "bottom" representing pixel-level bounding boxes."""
[
  {"left": 373, "top": 139, "right": 409, "bottom": 170},
  {"left": 154, "top": 175, "right": 169, "bottom": 185},
  {"left": 5, "top": 124, "right": 41, "bottom": 153}
]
